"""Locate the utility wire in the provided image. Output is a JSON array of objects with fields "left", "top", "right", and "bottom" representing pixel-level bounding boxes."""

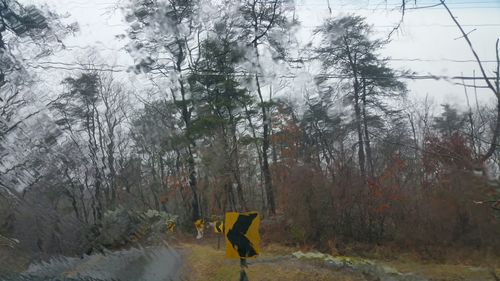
[
  {"left": 30, "top": 56, "right": 499, "bottom": 67},
  {"left": 300, "top": 24, "right": 500, "bottom": 29},
  {"left": 295, "top": 5, "right": 500, "bottom": 9},
  {"left": 25, "top": 62, "right": 498, "bottom": 82}
]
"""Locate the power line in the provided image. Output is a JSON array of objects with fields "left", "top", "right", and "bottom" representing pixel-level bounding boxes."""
[
  {"left": 33, "top": 61, "right": 129, "bottom": 68},
  {"left": 26, "top": 62, "right": 497, "bottom": 82},
  {"left": 365, "top": 0, "right": 500, "bottom": 4},
  {"left": 26, "top": 58, "right": 499, "bottom": 77},
  {"left": 289, "top": 55, "right": 499, "bottom": 63},
  {"left": 388, "top": 58, "right": 498, "bottom": 63},
  {"left": 32, "top": 56, "right": 499, "bottom": 68},
  {"left": 410, "top": 1, "right": 500, "bottom": 4},
  {"left": 377, "top": 24, "right": 500, "bottom": 28},
  {"left": 301, "top": 23, "right": 500, "bottom": 29},
  {"left": 295, "top": 4, "right": 500, "bottom": 9},
  {"left": 295, "top": 1, "right": 500, "bottom": 6},
  {"left": 25, "top": 63, "right": 127, "bottom": 73}
]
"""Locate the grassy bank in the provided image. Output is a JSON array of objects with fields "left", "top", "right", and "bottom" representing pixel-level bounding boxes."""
[
  {"left": 181, "top": 243, "right": 366, "bottom": 281},
  {"left": 180, "top": 239, "right": 500, "bottom": 281}
]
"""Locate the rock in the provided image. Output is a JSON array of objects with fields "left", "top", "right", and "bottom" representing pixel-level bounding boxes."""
[{"left": 292, "top": 250, "right": 429, "bottom": 281}]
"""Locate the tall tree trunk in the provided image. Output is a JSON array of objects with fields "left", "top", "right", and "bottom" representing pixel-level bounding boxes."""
[
  {"left": 248, "top": 0, "right": 278, "bottom": 215},
  {"left": 187, "top": 145, "right": 200, "bottom": 220},
  {"left": 107, "top": 127, "right": 117, "bottom": 208},
  {"left": 230, "top": 126, "right": 247, "bottom": 211},
  {"left": 174, "top": 38, "right": 200, "bottom": 221},
  {"left": 257, "top": 74, "right": 275, "bottom": 215},
  {"left": 225, "top": 181, "right": 237, "bottom": 212},
  {"left": 148, "top": 150, "right": 160, "bottom": 210},
  {"left": 219, "top": 113, "right": 247, "bottom": 211},
  {"left": 345, "top": 36, "right": 366, "bottom": 180},
  {"left": 270, "top": 85, "right": 279, "bottom": 165},
  {"left": 86, "top": 105, "right": 103, "bottom": 219},
  {"left": 253, "top": 51, "right": 276, "bottom": 215},
  {"left": 159, "top": 153, "right": 167, "bottom": 204},
  {"left": 354, "top": 89, "right": 366, "bottom": 180},
  {"left": 362, "top": 79, "right": 374, "bottom": 178},
  {"left": 244, "top": 104, "right": 267, "bottom": 211}
]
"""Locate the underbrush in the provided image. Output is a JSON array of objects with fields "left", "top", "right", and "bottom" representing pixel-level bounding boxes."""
[
  {"left": 0, "top": 247, "right": 31, "bottom": 275},
  {"left": 260, "top": 215, "right": 500, "bottom": 269}
]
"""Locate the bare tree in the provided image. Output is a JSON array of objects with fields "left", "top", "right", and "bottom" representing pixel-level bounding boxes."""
[
  {"left": 237, "top": 0, "right": 294, "bottom": 215},
  {"left": 125, "top": 0, "right": 203, "bottom": 221}
]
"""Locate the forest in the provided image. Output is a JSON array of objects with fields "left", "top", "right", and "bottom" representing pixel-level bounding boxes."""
[{"left": 0, "top": 0, "right": 499, "bottom": 277}]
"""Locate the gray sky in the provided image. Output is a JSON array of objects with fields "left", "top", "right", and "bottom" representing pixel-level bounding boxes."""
[
  {"left": 296, "top": 0, "right": 500, "bottom": 109},
  {"left": 22, "top": 0, "right": 500, "bottom": 111}
]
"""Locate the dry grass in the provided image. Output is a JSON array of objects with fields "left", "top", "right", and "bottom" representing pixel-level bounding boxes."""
[
  {"left": 359, "top": 243, "right": 500, "bottom": 281},
  {"left": 181, "top": 243, "right": 366, "bottom": 281},
  {"left": 180, "top": 239, "right": 500, "bottom": 281},
  {"left": 383, "top": 260, "right": 500, "bottom": 281}
]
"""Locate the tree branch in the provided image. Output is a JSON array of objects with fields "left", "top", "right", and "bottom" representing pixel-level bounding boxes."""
[
  {"left": 440, "top": 0, "right": 498, "bottom": 98},
  {"left": 250, "top": 0, "right": 279, "bottom": 46}
]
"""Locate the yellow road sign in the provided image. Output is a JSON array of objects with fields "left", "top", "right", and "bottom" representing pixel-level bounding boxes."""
[
  {"left": 195, "top": 219, "right": 204, "bottom": 229},
  {"left": 167, "top": 221, "right": 175, "bottom": 232},
  {"left": 195, "top": 219, "right": 204, "bottom": 239},
  {"left": 224, "top": 211, "right": 260, "bottom": 259},
  {"left": 214, "top": 221, "right": 224, "bottom": 233}
]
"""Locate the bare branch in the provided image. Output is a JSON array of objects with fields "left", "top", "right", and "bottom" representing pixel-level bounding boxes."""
[
  {"left": 3, "top": 109, "right": 42, "bottom": 135},
  {"left": 453, "top": 28, "right": 476, "bottom": 41},
  {"left": 250, "top": 0, "right": 279, "bottom": 46},
  {"left": 440, "top": 0, "right": 498, "bottom": 98}
]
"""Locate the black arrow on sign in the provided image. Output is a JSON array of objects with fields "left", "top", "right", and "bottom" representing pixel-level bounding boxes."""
[
  {"left": 215, "top": 221, "right": 223, "bottom": 233},
  {"left": 227, "top": 213, "right": 258, "bottom": 258}
]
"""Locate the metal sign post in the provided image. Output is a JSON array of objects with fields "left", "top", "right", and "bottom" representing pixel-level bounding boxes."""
[
  {"left": 214, "top": 221, "right": 223, "bottom": 249},
  {"left": 240, "top": 258, "right": 249, "bottom": 281}
]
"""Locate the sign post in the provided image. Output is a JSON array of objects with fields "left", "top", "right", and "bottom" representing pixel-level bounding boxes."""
[
  {"left": 240, "top": 258, "right": 249, "bottom": 281},
  {"left": 213, "top": 221, "right": 223, "bottom": 249}
]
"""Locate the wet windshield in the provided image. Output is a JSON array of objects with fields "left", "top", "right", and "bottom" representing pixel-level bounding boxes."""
[{"left": 1, "top": 0, "right": 499, "bottom": 280}]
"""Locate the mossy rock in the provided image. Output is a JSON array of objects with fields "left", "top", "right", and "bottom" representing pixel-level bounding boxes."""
[{"left": 292, "top": 251, "right": 427, "bottom": 281}]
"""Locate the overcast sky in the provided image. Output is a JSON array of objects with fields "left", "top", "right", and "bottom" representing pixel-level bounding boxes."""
[{"left": 21, "top": 0, "right": 500, "bottom": 111}]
